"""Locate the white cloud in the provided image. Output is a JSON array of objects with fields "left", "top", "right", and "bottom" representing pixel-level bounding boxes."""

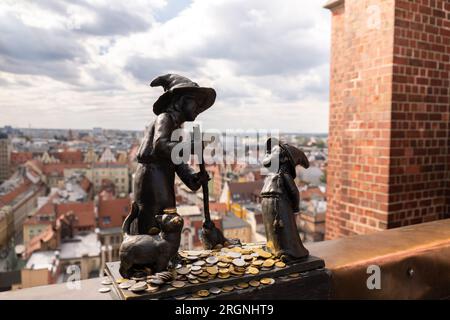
[{"left": 0, "top": 0, "right": 330, "bottom": 133}]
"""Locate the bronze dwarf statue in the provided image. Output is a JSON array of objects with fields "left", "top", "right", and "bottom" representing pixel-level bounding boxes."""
[
  {"left": 119, "top": 74, "right": 238, "bottom": 277},
  {"left": 260, "top": 138, "right": 310, "bottom": 262},
  {"left": 122, "top": 74, "right": 214, "bottom": 237}
]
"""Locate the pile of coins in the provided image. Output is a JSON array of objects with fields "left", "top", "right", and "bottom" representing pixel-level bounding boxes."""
[{"left": 108, "top": 244, "right": 294, "bottom": 299}]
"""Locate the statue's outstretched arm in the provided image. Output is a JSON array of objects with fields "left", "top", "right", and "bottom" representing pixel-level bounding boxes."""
[{"left": 176, "top": 163, "right": 202, "bottom": 191}]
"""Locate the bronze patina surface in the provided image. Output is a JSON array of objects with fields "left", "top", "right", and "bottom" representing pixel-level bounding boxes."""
[
  {"left": 308, "top": 219, "right": 450, "bottom": 299},
  {"left": 107, "top": 243, "right": 325, "bottom": 300}
]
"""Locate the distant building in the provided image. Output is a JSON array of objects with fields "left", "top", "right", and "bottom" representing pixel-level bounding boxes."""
[
  {"left": 92, "top": 163, "right": 129, "bottom": 194},
  {"left": 96, "top": 197, "right": 131, "bottom": 271},
  {"left": 10, "top": 152, "right": 33, "bottom": 174},
  {"left": 23, "top": 200, "right": 96, "bottom": 245},
  {"left": 224, "top": 180, "right": 264, "bottom": 208},
  {"left": 58, "top": 232, "right": 101, "bottom": 281},
  {"left": 177, "top": 204, "right": 222, "bottom": 250},
  {"left": 222, "top": 211, "right": 252, "bottom": 244},
  {"left": 299, "top": 166, "right": 324, "bottom": 186},
  {"left": 0, "top": 167, "right": 46, "bottom": 241},
  {"left": 84, "top": 147, "right": 98, "bottom": 164},
  {"left": 21, "top": 251, "right": 60, "bottom": 289},
  {"left": 98, "top": 148, "right": 116, "bottom": 163},
  {"left": 297, "top": 200, "right": 326, "bottom": 242},
  {"left": 93, "top": 127, "right": 103, "bottom": 136},
  {"left": 0, "top": 206, "right": 14, "bottom": 250},
  {"left": 52, "top": 150, "right": 83, "bottom": 164},
  {"left": 0, "top": 133, "right": 11, "bottom": 183}
]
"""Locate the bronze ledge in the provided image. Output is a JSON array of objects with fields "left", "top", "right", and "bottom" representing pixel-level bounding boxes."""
[{"left": 1, "top": 219, "right": 449, "bottom": 300}]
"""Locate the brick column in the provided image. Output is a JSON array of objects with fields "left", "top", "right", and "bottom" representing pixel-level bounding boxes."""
[{"left": 324, "top": 0, "right": 450, "bottom": 239}]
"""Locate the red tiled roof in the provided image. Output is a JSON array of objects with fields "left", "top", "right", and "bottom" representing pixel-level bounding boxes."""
[
  {"left": 97, "top": 198, "right": 131, "bottom": 229},
  {"left": 229, "top": 180, "right": 264, "bottom": 200},
  {"left": 0, "top": 180, "right": 31, "bottom": 206},
  {"left": 53, "top": 150, "right": 83, "bottom": 164},
  {"left": 56, "top": 202, "right": 96, "bottom": 229},
  {"left": 26, "top": 159, "right": 44, "bottom": 172},
  {"left": 25, "top": 225, "right": 55, "bottom": 258},
  {"left": 10, "top": 152, "right": 33, "bottom": 166}
]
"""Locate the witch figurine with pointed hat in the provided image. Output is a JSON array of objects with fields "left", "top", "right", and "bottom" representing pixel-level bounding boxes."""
[
  {"left": 260, "top": 137, "right": 310, "bottom": 262},
  {"left": 122, "top": 74, "right": 214, "bottom": 236}
]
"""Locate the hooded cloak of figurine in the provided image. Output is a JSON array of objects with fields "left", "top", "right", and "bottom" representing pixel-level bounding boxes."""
[{"left": 260, "top": 138, "right": 310, "bottom": 262}]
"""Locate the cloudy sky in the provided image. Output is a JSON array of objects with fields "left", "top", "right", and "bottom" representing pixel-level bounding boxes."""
[{"left": 0, "top": 0, "right": 331, "bottom": 133}]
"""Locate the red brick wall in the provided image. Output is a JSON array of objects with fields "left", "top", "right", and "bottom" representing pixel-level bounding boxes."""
[
  {"left": 325, "top": 0, "right": 450, "bottom": 239},
  {"left": 390, "top": 0, "right": 450, "bottom": 227}
]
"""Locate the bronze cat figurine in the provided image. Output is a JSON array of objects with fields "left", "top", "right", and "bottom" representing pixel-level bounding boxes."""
[{"left": 119, "top": 213, "right": 183, "bottom": 278}]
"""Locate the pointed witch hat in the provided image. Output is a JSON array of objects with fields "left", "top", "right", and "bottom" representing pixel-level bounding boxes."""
[
  {"left": 266, "top": 137, "right": 309, "bottom": 169},
  {"left": 150, "top": 74, "right": 216, "bottom": 115}
]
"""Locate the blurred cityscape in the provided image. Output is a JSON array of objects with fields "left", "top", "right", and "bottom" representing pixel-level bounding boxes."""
[{"left": 0, "top": 125, "right": 327, "bottom": 291}]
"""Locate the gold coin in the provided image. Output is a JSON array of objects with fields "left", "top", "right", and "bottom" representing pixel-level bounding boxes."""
[
  {"left": 218, "top": 273, "right": 230, "bottom": 279},
  {"left": 252, "top": 259, "right": 264, "bottom": 266},
  {"left": 206, "top": 266, "right": 218, "bottom": 275},
  {"left": 222, "top": 286, "right": 234, "bottom": 292},
  {"left": 242, "top": 254, "right": 253, "bottom": 261},
  {"left": 171, "top": 281, "right": 186, "bottom": 288},
  {"left": 197, "top": 290, "right": 210, "bottom": 297},
  {"left": 218, "top": 268, "right": 229, "bottom": 274},
  {"left": 260, "top": 277, "right": 275, "bottom": 285},
  {"left": 219, "top": 256, "right": 232, "bottom": 263},
  {"left": 256, "top": 250, "right": 272, "bottom": 259},
  {"left": 275, "top": 261, "right": 286, "bottom": 268},
  {"left": 115, "top": 278, "right": 126, "bottom": 284},
  {"left": 247, "top": 266, "right": 260, "bottom": 275},
  {"left": 238, "top": 282, "right": 249, "bottom": 289},
  {"left": 262, "top": 259, "right": 275, "bottom": 268},
  {"left": 249, "top": 280, "right": 260, "bottom": 287},
  {"left": 217, "top": 262, "right": 229, "bottom": 268},
  {"left": 230, "top": 269, "right": 244, "bottom": 276},
  {"left": 189, "top": 279, "right": 200, "bottom": 284}
]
